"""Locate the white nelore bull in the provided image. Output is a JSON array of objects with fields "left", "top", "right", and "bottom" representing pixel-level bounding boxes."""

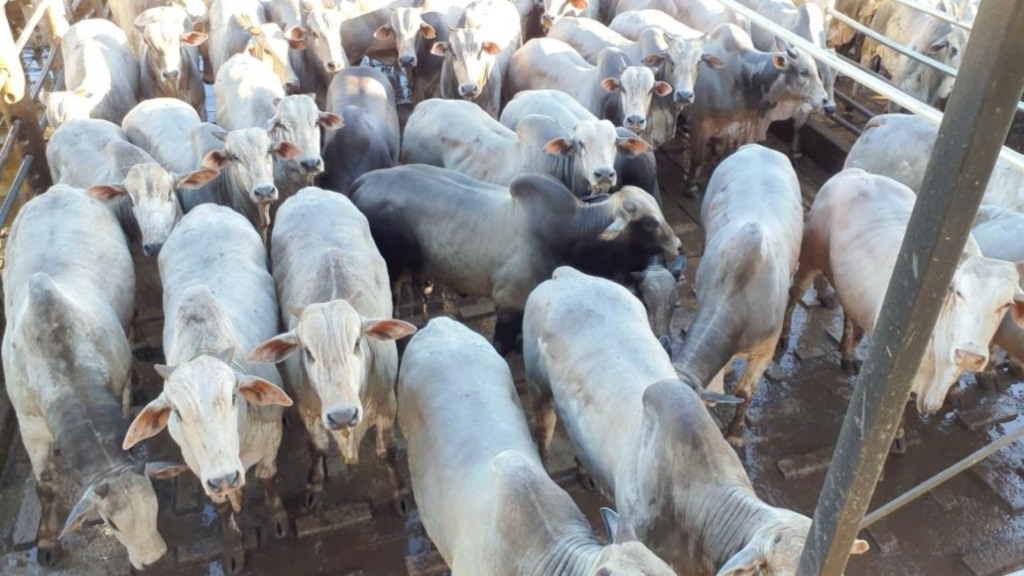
[
  {"left": 208, "top": 0, "right": 307, "bottom": 91},
  {"left": 788, "top": 169, "right": 1024, "bottom": 448},
  {"left": 522, "top": 267, "right": 867, "bottom": 575},
  {"left": 3, "top": 186, "right": 187, "bottom": 570},
  {"left": 124, "top": 204, "right": 293, "bottom": 573},
  {"left": 249, "top": 188, "right": 416, "bottom": 509},
  {"left": 399, "top": 317, "right": 677, "bottom": 576}
]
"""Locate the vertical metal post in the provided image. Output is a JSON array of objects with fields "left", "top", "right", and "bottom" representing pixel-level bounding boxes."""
[
  {"left": 0, "top": 9, "right": 52, "bottom": 193},
  {"left": 796, "top": 1, "right": 1024, "bottom": 574}
]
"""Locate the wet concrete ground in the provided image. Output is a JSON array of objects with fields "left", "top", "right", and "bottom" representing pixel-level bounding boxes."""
[{"left": 2, "top": 113, "right": 1024, "bottom": 576}]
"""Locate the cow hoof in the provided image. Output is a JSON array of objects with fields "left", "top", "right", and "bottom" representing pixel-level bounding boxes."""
[
  {"left": 890, "top": 436, "right": 907, "bottom": 455},
  {"left": 395, "top": 489, "right": 414, "bottom": 516},
  {"left": 303, "top": 490, "right": 322, "bottom": 511},
  {"left": 818, "top": 293, "right": 838, "bottom": 309},
  {"left": 684, "top": 185, "right": 700, "bottom": 199},
  {"left": 36, "top": 543, "right": 61, "bottom": 567},
  {"left": 223, "top": 545, "right": 245, "bottom": 575},
  {"left": 271, "top": 511, "right": 290, "bottom": 539},
  {"left": 840, "top": 358, "right": 860, "bottom": 374}
]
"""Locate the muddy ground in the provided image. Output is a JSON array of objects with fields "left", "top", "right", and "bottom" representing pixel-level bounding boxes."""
[{"left": 1, "top": 108, "right": 1024, "bottom": 575}]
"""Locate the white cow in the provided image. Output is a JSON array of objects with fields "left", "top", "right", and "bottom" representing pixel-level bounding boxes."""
[
  {"left": 2, "top": 186, "right": 186, "bottom": 570},
  {"left": 249, "top": 188, "right": 416, "bottom": 508},
  {"left": 43, "top": 19, "right": 140, "bottom": 129},
  {"left": 109, "top": 0, "right": 209, "bottom": 53},
  {"left": 609, "top": 9, "right": 707, "bottom": 39},
  {"left": 609, "top": 0, "right": 745, "bottom": 33},
  {"left": 399, "top": 317, "right": 677, "bottom": 576},
  {"left": 134, "top": 6, "right": 208, "bottom": 120},
  {"left": 124, "top": 204, "right": 294, "bottom": 573},
  {"left": 522, "top": 267, "right": 866, "bottom": 575},
  {"left": 788, "top": 169, "right": 1024, "bottom": 447},
  {"left": 208, "top": 0, "right": 307, "bottom": 91},
  {"left": 215, "top": 53, "right": 343, "bottom": 198}
]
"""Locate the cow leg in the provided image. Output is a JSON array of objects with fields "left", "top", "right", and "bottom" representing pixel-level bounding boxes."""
[
  {"left": 726, "top": 349, "right": 773, "bottom": 447},
  {"left": 840, "top": 315, "right": 863, "bottom": 373},
  {"left": 686, "top": 123, "right": 709, "bottom": 196},
  {"left": 781, "top": 269, "right": 818, "bottom": 349},
  {"left": 890, "top": 409, "right": 908, "bottom": 455},
  {"left": 708, "top": 363, "right": 729, "bottom": 395},
  {"left": 815, "top": 275, "right": 837, "bottom": 309},
  {"left": 218, "top": 502, "right": 245, "bottom": 574},
  {"left": 22, "top": 422, "right": 60, "bottom": 567},
  {"left": 255, "top": 459, "right": 289, "bottom": 540},
  {"left": 302, "top": 414, "right": 330, "bottom": 510},
  {"left": 374, "top": 419, "right": 408, "bottom": 515},
  {"left": 528, "top": 388, "right": 557, "bottom": 463},
  {"left": 493, "top": 308, "right": 524, "bottom": 356}
]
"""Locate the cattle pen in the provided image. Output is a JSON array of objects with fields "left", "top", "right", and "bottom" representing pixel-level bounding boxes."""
[{"left": 0, "top": 0, "right": 1023, "bottom": 575}]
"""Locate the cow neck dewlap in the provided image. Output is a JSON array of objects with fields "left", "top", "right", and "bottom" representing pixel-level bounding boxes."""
[{"left": 49, "top": 382, "right": 134, "bottom": 486}]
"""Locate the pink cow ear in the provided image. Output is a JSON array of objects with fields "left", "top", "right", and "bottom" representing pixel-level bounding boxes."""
[
  {"left": 202, "top": 149, "right": 229, "bottom": 169},
  {"left": 373, "top": 25, "right": 394, "bottom": 40},
  {"left": 181, "top": 31, "right": 208, "bottom": 46},
  {"left": 272, "top": 141, "right": 303, "bottom": 160},
  {"left": 318, "top": 111, "right": 344, "bottom": 129},
  {"left": 430, "top": 42, "right": 449, "bottom": 56},
  {"left": 86, "top": 184, "right": 127, "bottom": 201},
  {"left": 616, "top": 137, "right": 651, "bottom": 155},
  {"left": 420, "top": 23, "right": 437, "bottom": 39},
  {"left": 237, "top": 375, "right": 293, "bottom": 407},
  {"left": 600, "top": 77, "right": 621, "bottom": 92},
  {"left": 568, "top": 0, "right": 588, "bottom": 8},
  {"left": 123, "top": 396, "right": 172, "bottom": 449},
  {"left": 543, "top": 137, "right": 575, "bottom": 155},
  {"left": 481, "top": 41, "right": 501, "bottom": 55},
  {"left": 771, "top": 52, "right": 787, "bottom": 70},
  {"left": 653, "top": 81, "right": 673, "bottom": 97},
  {"left": 247, "top": 332, "right": 301, "bottom": 363},
  {"left": 362, "top": 318, "right": 418, "bottom": 341},
  {"left": 702, "top": 53, "right": 726, "bottom": 69}
]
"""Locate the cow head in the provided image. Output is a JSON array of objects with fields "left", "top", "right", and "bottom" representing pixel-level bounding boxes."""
[
  {"left": 201, "top": 127, "right": 300, "bottom": 207},
  {"left": 770, "top": 37, "right": 829, "bottom": 115},
  {"left": 600, "top": 186, "right": 681, "bottom": 262},
  {"left": 40, "top": 88, "right": 98, "bottom": 130},
  {"left": 540, "top": 118, "right": 628, "bottom": 194},
  {"left": 917, "top": 256, "right": 1024, "bottom": 413},
  {"left": 642, "top": 35, "right": 724, "bottom": 106},
  {"left": 265, "top": 95, "right": 343, "bottom": 188},
  {"left": 304, "top": 6, "right": 347, "bottom": 74},
  {"left": 61, "top": 463, "right": 187, "bottom": 570},
  {"left": 631, "top": 262, "right": 680, "bottom": 342},
  {"left": 593, "top": 508, "right": 676, "bottom": 575},
  {"left": 375, "top": 7, "right": 436, "bottom": 68},
  {"left": 714, "top": 509, "right": 869, "bottom": 576},
  {"left": 249, "top": 298, "right": 415, "bottom": 448},
  {"left": 431, "top": 28, "right": 501, "bottom": 100},
  {"left": 124, "top": 344, "right": 292, "bottom": 501},
  {"left": 87, "top": 161, "right": 218, "bottom": 256},
  {"left": 241, "top": 14, "right": 307, "bottom": 93},
  {"left": 541, "top": 0, "right": 588, "bottom": 31},
  {"left": 135, "top": 7, "right": 207, "bottom": 90},
  {"left": 601, "top": 66, "right": 672, "bottom": 134},
  {"left": 892, "top": 25, "right": 966, "bottom": 111}
]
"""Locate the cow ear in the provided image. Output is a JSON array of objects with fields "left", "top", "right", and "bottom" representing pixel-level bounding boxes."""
[
  {"left": 771, "top": 52, "right": 787, "bottom": 70},
  {"left": 202, "top": 149, "right": 229, "bottom": 169},
  {"left": 318, "top": 111, "right": 344, "bottom": 129},
  {"left": 616, "top": 137, "right": 651, "bottom": 154},
  {"left": 420, "top": 22, "right": 436, "bottom": 39},
  {"left": 430, "top": 42, "right": 448, "bottom": 56},
  {"left": 123, "top": 395, "right": 172, "bottom": 449},
  {"left": 236, "top": 375, "right": 293, "bottom": 407},
  {"left": 568, "top": 0, "right": 588, "bottom": 8},
  {"left": 272, "top": 141, "right": 303, "bottom": 160},
  {"left": 653, "top": 80, "right": 673, "bottom": 97},
  {"left": 702, "top": 53, "right": 726, "bottom": 69},
  {"left": 373, "top": 24, "right": 394, "bottom": 39},
  {"left": 641, "top": 52, "right": 665, "bottom": 65},
  {"left": 773, "top": 35, "right": 792, "bottom": 53},
  {"left": 145, "top": 462, "right": 190, "bottom": 480},
  {"left": 59, "top": 489, "right": 98, "bottom": 539},
  {"left": 362, "top": 318, "right": 418, "bottom": 341},
  {"left": 1011, "top": 287, "right": 1024, "bottom": 328},
  {"left": 286, "top": 25, "right": 308, "bottom": 49},
  {"left": 247, "top": 40, "right": 262, "bottom": 57},
  {"left": 599, "top": 216, "right": 628, "bottom": 240},
  {"left": 715, "top": 544, "right": 760, "bottom": 576},
  {"left": 481, "top": 41, "right": 501, "bottom": 55},
  {"left": 154, "top": 364, "right": 176, "bottom": 379},
  {"left": 247, "top": 331, "right": 301, "bottom": 363},
  {"left": 175, "top": 167, "right": 219, "bottom": 189},
  {"left": 600, "top": 77, "right": 621, "bottom": 92},
  {"left": 543, "top": 137, "right": 575, "bottom": 155},
  {"left": 181, "top": 31, "right": 208, "bottom": 46},
  {"left": 850, "top": 538, "right": 870, "bottom": 555},
  {"left": 86, "top": 184, "right": 127, "bottom": 201}
]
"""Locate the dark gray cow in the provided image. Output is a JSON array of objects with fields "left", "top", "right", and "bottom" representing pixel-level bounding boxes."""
[{"left": 350, "top": 166, "right": 681, "bottom": 354}]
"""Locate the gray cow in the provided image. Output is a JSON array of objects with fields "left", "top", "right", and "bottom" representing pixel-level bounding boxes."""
[
  {"left": 398, "top": 317, "right": 677, "bottom": 576},
  {"left": 3, "top": 186, "right": 187, "bottom": 570},
  {"left": 674, "top": 144, "right": 803, "bottom": 446},
  {"left": 522, "top": 266, "right": 870, "bottom": 575},
  {"left": 350, "top": 166, "right": 681, "bottom": 354},
  {"left": 249, "top": 188, "right": 416, "bottom": 509}
]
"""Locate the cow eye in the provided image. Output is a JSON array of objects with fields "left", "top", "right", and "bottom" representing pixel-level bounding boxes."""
[
  {"left": 800, "top": 70, "right": 810, "bottom": 78},
  {"left": 304, "top": 347, "right": 315, "bottom": 363},
  {"left": 954, "top": 289, "right": 964, "bottom": 299},
  {"left": 172, "top": 408, "right": 181, "bottom": 419},
  {"left": 353, "top": 339, "right": 361, "bottom": 355},
  {"left": 231, "top": 394, "right": 237, "bottom": 406}
]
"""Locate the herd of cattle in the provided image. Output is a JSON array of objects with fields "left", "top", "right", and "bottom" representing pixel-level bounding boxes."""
[{"left": 0, "top": 0, "right": 1014, "bottom": 573}]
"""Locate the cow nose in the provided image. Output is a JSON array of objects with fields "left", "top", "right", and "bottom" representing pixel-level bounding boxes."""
[
  {"left": 284, "top": 80, "right": 300, "bottom": 94},
  {"left": 162, "top": 69, "right": 180, "bottom": 80},
  {"left": 674, "top": 90, "right": 694, "bottom": 104},
  {"left": 142, "top": 242, "right": 163, "bottom": 256},
  {"left": 594, "top": 168, "right": 616, "bottom": 183},
  {"left": 300, "top": 157, "right": 323, "bottom": 173},
  {"left": 626, "top": 115, "right": 646, "bottom": 128},
  {"left": 253, "top": 185, "right": 278, "bottom": 202},
  {"left": 954, "top": 348, "right": 987, "bottom": 371},
  {"left": 325, "top": 407, "right": 361, "bottom": 430},
  {"left": 458, "top": 82, "right": 479, "bottom": 98},
  {"left": 324, "top": 60, "right": 342, "bottom": 73},
  {"left": 823, "top": 102, "right": 836, "bottom": 116},
  {"left": 206, "top": 471, "right": 242, "bottom": 494},
  {"left": 398, "top": 54, "right": 416, "bottom": 67},
  {"left": 541, "top": 13, "right": 554, "bottom": 23}
]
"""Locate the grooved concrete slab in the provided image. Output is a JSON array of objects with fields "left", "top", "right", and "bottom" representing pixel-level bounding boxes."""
[
  {"left": 294, "top": 503, "right": 373, "bottom": 540},
  {"left": 971, "top": 458, "right": 1024, "bottom": 513},
  {"left": 777, "top": 446, "right": 834, "bottom": 479},
  {"left": 957, "top": 395, "right": 1019, "bottom": 431},
  {"left": 962, "top": 538, "right": 1024, "bottom": 576},
  {"left": 405, "top": 549, "right": 448, "bottom": 576}
]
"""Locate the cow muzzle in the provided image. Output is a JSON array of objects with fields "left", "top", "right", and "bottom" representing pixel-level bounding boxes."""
[
  {"left": 458, "top": 82, "right": 480, "bottom": 98},
  {"left": 284, "top": 80, "right": 301, "bottom": 94},
  {"left": 593, "top": 168, "right": 616, "bottom": 190},
  {"left": 325, "top": 60, "right": 343, "bottom": 73},
  {"left": 161, "top": 69, "right": 180, "bottom": 80},
  {"left": 541, "top": 13, "right": 555, "bottom": 29},
  {"left": 204, "top": 470, "right": 243, "bottom": 496},
  {"left": 398, "top": 54, "right": 416, "bottom": 67},
  {"left": 625, "top": 115, "right": 646, "bottom": 131},
  {"left": 300, "top": 157, "right": 324, "bottom": 174},
  {"left": 674, "top": 90, "right": 694, "bottom": 104},
  {"left": 823, "top": 102, "right": 836, "bottom": 116},
  {"left": 324, "top": 406, "right": 361, "bottom": 431},
  {"left": 252, "top": 185, "right": 278, "bottom": 203},
  {"left": 953, "top": 347, "right": 987, "bottom": 371},
  {"left": 142, "top": 242, "right": 164, "bottom": 257}
]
